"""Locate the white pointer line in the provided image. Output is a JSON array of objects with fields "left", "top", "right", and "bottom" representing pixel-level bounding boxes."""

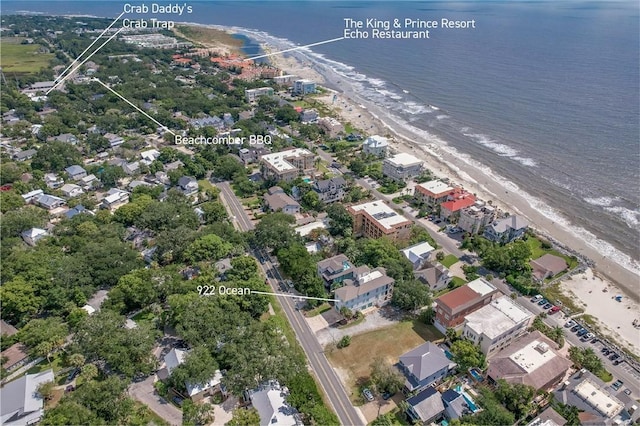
[
  {"left": 246, "top": 37, "right": 345, "bottom": 61},
  {"left": 94, "top": 78, "right": 176, "bottom": 136},
  {"left": 251, "top": 290, "right": 339, "bottom": 303},
  {"left": 47, "top": 27, "right": 124, "bottom": 94},
  {"left": 54, "top": 11, "right": 125, "bottom": 83}
]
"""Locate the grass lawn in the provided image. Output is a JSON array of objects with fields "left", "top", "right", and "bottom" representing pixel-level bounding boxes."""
[
  {"left": 27, "top": 353, "right": 65, "bottom": 375},
  {"left": 326, "top": 320, "right": 443, "bottom": 402},
  {"left": 526, "top": 237, "right": 579, "bottom": 269},
  {"left": 197, "top": 179, "right": 218, "bottom": 194},
  {"left": 449, "top": 276, "right": 467, "bottom": 288},
  {"left": 174, "top": 25, "right": 243, "bottom": 52},
  {"left": 305, "top": 303, "right": 331, "bottom": 317},
  {"left": 0, "top": 40, "right": 54, "bottom": 74},
  {"left": 441, "top": 254, "right": 459, "bottom": 268},
  {"left": 543, "top": 283, "right": 584, "bottom": 315}
]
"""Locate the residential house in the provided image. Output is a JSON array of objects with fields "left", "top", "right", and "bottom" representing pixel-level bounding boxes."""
[
  {"left": 553, "top": 370, "right": 626, "bottom": 425},
  {"left": 317, "top": 254, "right": 355, "bottom": 290},
  {"left": 462, "top": 295, "right": 534, "bottom": 356},
  {"left": 12, "top": 149, "right": 37, "bottom": 162},
  {"left": 398, "top": 342, "right": 455, "bottom": 392},
  {"left": 348, "top": 200, "right": 413, "bottom": 242},
  {"left": 44, "top": 173, "right": 64, "bottom": 189},
  {"left": 273, "top": 75, "right": 297, "bottom": 86},
  {"left": 406, "top": 387, "right": 445, "bottom": 425},
  {"left": 413, "top": 181, "right": 455, "bottom": 210},
  {"left": 300, "top": 109, "right": 319, "bottom": 123},
  {"left": 525, "top": 407, "right": 567, "bottom": 426},
  {"left": 0, "top": 320, "right": 18, "bottom": 337},
  {"left": 433, "top": 278, "right": 500, "bottom": 333},
  {"left": 263, "top": 187, "right": 301, "bottom": 215},
  {"left": 140, "top": 149, "right": 160, "bottom": 164},
  {"left": 484, "top": 215, "right": 529, "bottom": 244},
  {"left": 414, "top": 261, "right": 452, "bottom": 292},
  {"left": 442, "top": 389, "right": 474, "bottom": 420},
  {"left": 530, "top": 254, "right": 568, "bottom": 281},
  {"left": 104, "top": 133, "right": 124, "bottom": 148},
  {"left": 458, "top": 203, "right": 496, "bottom": 234},
  {"left": 249, "top": 381, "right": 302, "bottom": 426},
  {"left": 66, "top": 205, "right": 88, "bottom": 219},
  {"left": 245, "top": 87, "right": 274, "bottom": 103},
  {"left": 0, "top": 343, "right": 29, "bottom": 372},
  {"left": 49, "top": 133, "right": 78, "bottom": 145},
  {"left": 21, "top": 189, "right": 44, "bottom": 204},
  {"left": 189, "top": 115, "right": 224, "bottom": 130},
  {"left": 35, "top": 194, "right": 66, "bottom": 210},
  {"left": 402, "top": 241, "right": 435, "bottom": 270},
  {"left": 164, "top": 160, "right": 184, "bottom": 172},
  {"left": 161, "top": 348, "right": 224, "bottom": 402},
  {"left": 362, "top": 135, "right": 389, "bottom": 157},
  {"left": 178, "top": 176, "right": 199, "bottom": 196},
  {"left": 0, "top": 369, "right": 54, "bottom": 426},
  {"left": 312, "top": 177, "right": 346, "bottom": 204},
  {"left": 382, "top": 153, "right": 424, "bottom": 182},
  {"left": 440, "top": 188, "right": 476, "bottom": 222},
  {"left": 153, "top": 171, "right": 171, "bottom": 185},
  {"left": 60, "top": 183, "right": 84, "bottom": 198},
  {"left": 21, "top": 228, "right": 48, "bottom": 246},
  {"left": 65, "top": 165, "right": 87, "bottom": 181},
  {"left": 334, "top": 266, "right": 394, "bottom": 312},
  {"left": 293, "top": 79, "right": 316, "bottom": 95},
  {"left": 80, "top": 174, "right": 99, "bottom": 190},
  {"left": 317, "top": 117, "right": 344, "bottom": 138},
  {"left": 238, "top": 147, "right": 270, "bottom": 166},
  {"left": 102, "top": 188, "right": 130, "bottom": 210},
  {"left": 122, "top": 161, "right": 140, "bottom": 176},
  {"left": 260, "top": 148, "right": 315, "bottom": 182},
  {"left": 487, "top": 330, "right": 572, "bottom": 391}
]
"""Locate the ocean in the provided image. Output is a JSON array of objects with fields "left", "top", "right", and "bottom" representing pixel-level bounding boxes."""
[{"left": 4, "top": 1, "right": 639, "bottom": 274}]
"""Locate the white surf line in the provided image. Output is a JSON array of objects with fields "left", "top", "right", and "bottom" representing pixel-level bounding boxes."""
[
  {"left": 250, "top": 290, "right": 339, "bottom": 302},
  {"left": 54, "top": 11, "right": 126, "bottom": 83},
  {"left": 94, "top": 78, "right": 176, "bottom": 136},
  {"left": 245, "top": 36, "right": 345, "bottom": 61},
  {"left": 47, "top": 27, "right": 124, "bottom": 94}
]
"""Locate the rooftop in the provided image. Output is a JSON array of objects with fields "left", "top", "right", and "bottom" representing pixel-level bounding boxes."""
[
  {"left": 436, "top": 278, "right": 497, "bottom": 312},
  {"left": 574, "top": 379, "right": 623, "bottom": 418},
  {"left": 490, "top": 215, "right": 529, "bottom": 233},
  {"left": 415, "top": 180, "right": 455, "bottom": 197},
  {"left": 385, "top": 152, "right": 423, "bottom": 167},
  {"left": 402, "top": 241, "right": 435, "bottom": 265},
  {"left": 261, "top": 148, "right": 314, "bottom": 173},
  {"left": 465, "top": 295, "right": 533, "bottom": 339},
  {"left": 349, "top": 201, "right": 411, "bottom": 230},
  {"left": 364, "top": 135, "right": 389, "bottom": 147},
  {"left": 335, "top": 267, "right": 393, "bottom": 302}
]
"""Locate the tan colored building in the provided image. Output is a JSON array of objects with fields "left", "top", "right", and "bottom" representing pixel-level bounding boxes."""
[
  {"left": 348, "top": 201, "right": 413, "bottom": 242},
  {"left": 318, "top": 117, "right": 344, "bottom": 139},
  {"left": 260, "top": 148, "right": 315, "bottom": 182},
  {"left": 414, "top": 181, "right": 454, "bottom": 209}
]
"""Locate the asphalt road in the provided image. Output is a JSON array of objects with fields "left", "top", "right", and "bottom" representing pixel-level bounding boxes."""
[
  {"left": 218, "top": 180, "right": 365, "bottom": 425},
  {"left": 129, "top": 376, "right": 181, "bottom": 426},
  {"left": 258, "top": 251, "right": 366, "bottom": 426}
]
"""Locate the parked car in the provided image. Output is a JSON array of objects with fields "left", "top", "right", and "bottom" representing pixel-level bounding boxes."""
[
  {"left": 577, "top": 329, "right": 589, "bottom": 337},
  {"left": 172, "top": 396, "right": 184, "bottom": 407},
  {"left": 362, "top": 388, "right": 374, "bottom": 402},
  {"left": 602, "top": 347, "right": 611, "bottom": 355},
  {"left": 613, "top": 358, "right": 624, "bottom": 366},
  {"left": 609, "top": 353, "right": 620, "bottom": 360},
  {"left": 549, "top": 306, "right": 561, "bottom": 314},
  {"left": 66, "top": 368, "right": 80, "bottom": 383},
  {"left": 582, "top": 332, "right": 594, "bottom": 341},
  {"left": 612, "top": 380, "right": 624, "bottom": 391},
  {"left": 565, "top": 320, "right": 576, "bottom": 328},
  {"left": 531, "top": 294, "right": 543, "bottom": 302},
  {"left": 65, "top": 385, "right": 75, "bottom": 393},
  {"left": 624, "top": 389, "right": 632, "bottom": 396},
  {"left": 571, "top": 324, "right": 581, "bottom": 332},
  {"left": 538, "top": 299, "right": 548, "bottom": 306}
]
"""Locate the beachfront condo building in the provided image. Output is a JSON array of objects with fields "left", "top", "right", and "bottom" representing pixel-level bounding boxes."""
[
  {"left": 462, "top": 295, "right": 534, "bottom": 357},
  {"left": 259, "top": 148, "right": 316, "bottom": 183},
  {"left": 439, "top": 188, "right": 476, "bottom": 221},
  {"left": 484, "top": 214, "right": 529, "bottom": 243},
  {"left": 347, "top": 200, "right": 413, "bottom": 242},
  {"left": 362, "top": 135, "right": 389, "bottom": 157},
  {"left": 458, "top": 203, "right": 496, "bottom": 234},
  {"left": 414, "top": 181, "right": 455, "bottom": 209},
  {"left": 317, "top": 117, "right": 345, "bottom": 139},
  {"left": 383, "top": 153, "right": 424, "bottom": 182},
  {"left": 433, "top": 278, "right": 500, "bottom": 333},
  {"left": 245, "top": 87, "right": 275, "bottom": 103},
  {"left": 293, "top": 79, "right": 316, "bottom": 95}
]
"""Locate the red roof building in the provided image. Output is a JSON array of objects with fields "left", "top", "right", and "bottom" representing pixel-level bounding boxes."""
[
  {"left": 440, "top": 188, "right": 476, "bottom": 220},
  {"left": 433, "top": 278, "right": 499, "bottom": 332}
]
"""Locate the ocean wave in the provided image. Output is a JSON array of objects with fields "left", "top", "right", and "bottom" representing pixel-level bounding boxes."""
[
  {"left": 513, "top": 157, "right": 538, "bottom": 167},
  {"left": 584, "top": 196, "right": 618, "bottom": 207},
  {"left": 465, "top": 132, "right": 519, "bottom": 157},
  {"left": 604, "top": 206, "right": 640, "bottom": 228}
]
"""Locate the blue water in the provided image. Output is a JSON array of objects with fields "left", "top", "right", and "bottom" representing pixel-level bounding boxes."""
[
  {"left": 4, "top": 1, "right": 639, "bottom": 272},
  {"left": 454, "top": 386, "right": 479, "bottom": 412},
  {"left": 469, "top": 368, "right": 483, "bottom": 382}
]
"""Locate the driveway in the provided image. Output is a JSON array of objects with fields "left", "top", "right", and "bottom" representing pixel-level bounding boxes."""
[
  {"left": 314, "top": 308, "right": 401, "bottom": 347},
  {"left": 128, "top": 375, "right": 181, "bottom": 426}
]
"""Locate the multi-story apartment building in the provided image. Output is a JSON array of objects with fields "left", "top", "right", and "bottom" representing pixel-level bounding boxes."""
[
  {"left": 245, "top": 87, "right": 274, "bottom": 103},
  {"left": 433, "top": 278, "right": 500, "bottom": 333},
  {"left": 462, "top": 295, "right": 534, "bottom": 357},
  {"left": 440, "top": 188, "right": 476, "bottom": 221},
  {"left": 347, "top": 201, "right": 413, "bottom": 242},
  {"left": 293, "top": 79, "right": 316, "bottom": 95},
  {"left": 382, "top": 153, "right": 424, "bottom": 182},
  {"left": 413, "top": 181, "right": 455, "bottom": 209},
  {"left": 260, "top": 148, "right": 315, "bottom": 183},
  {"left": 317, "top": 117, "right": 344, "bottom": 139},
  {"left": 458, "top": 203, "right": 496, "bottom": 234}
]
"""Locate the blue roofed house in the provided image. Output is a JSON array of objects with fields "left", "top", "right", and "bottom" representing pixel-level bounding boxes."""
[
  {"left": 406, "top": 386, "right": 445, "bottom": 425},
  {"left": 484, "top": 215, "right": 529, "bottom": 244},
  {"left": 0, "top": 369, "right": 54, "bottom": 426},
  {"left": 399, "top": 342, "right": 455, "bottom": 392},
  {"left": 65, "top": 165, "right": 87, "bottom": 181}
]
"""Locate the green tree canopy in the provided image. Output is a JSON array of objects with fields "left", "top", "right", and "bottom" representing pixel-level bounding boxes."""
[{"left": 450, "top": 339, "right": 485, "bottom": 371}]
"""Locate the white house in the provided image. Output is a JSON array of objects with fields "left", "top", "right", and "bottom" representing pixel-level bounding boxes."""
[
  {"left": 21, "top": 228, "right": 48, "bottom": 246},
  {"left": 60, "top": 183, "right": 84, "bottom": 198},
  {"left": 0, "top": 369, "right": 54, "bottom": 426},
  {"left": 362, "top": 135, "right": 389, "bottom": 157}
]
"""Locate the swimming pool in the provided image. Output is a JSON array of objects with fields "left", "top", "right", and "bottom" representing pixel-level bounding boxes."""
[
  {"left": 469, "top": 368, "right": 483, "bottom": 382},
  {"left": 454, "top": 386, "right": 480, "bottom": 412}
]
